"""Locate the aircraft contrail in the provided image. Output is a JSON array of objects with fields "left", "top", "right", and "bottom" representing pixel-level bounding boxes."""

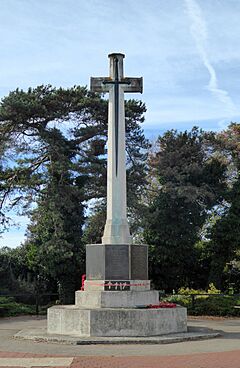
[{"left": 184, "top": 0, "right": 237, "bottom": 117}]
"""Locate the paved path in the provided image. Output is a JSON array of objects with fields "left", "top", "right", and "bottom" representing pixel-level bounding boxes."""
[
  {"left": 0, "top": 350, "right": 240, "bottom": 368},
  {"left": 0, "top": 316, "right": 239, "bottom": 367}
]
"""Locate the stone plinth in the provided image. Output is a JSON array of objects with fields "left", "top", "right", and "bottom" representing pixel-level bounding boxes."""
[
  {"left": 75, "top": 290, "right": 158, "bottom": 308},
  {"left": 48, "top": 305, "right": 187, "bottom": 337},
  {"left": 86, "top": 244, "right": 148, "bottom": 280}
]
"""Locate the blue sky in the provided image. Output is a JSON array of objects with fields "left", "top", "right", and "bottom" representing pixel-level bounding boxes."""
[{"left": 1, "top": 0, "right": 240, "bottom": 248}]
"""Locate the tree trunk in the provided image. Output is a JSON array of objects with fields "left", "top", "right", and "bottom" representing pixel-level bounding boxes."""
[{"left": 59, "top": 278, "right": 76, "bottom": 304}]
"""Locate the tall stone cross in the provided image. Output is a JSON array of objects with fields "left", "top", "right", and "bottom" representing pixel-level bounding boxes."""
[
  {"left": 48, "top": 54, "right": 186, "bottom": 338},
  {"left": 91, "top": 53, "right": 143, "bottom": 245}
]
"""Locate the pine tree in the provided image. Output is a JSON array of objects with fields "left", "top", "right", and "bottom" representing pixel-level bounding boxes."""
[{"left": 0, "top": 85, "right": 148, "bottom": 301}]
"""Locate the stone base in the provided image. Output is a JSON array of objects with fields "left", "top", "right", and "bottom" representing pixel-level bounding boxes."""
[
  {"left": 47, "top": 305, "right": 187, "bottom": 337},
  {"left": 75, "top": 290, "right": 159, "bottom": 308}
]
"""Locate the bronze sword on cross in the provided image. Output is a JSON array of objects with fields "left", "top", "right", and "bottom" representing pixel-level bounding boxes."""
[{"left": 90, "top": 53, "right": 142, "bottom": 176}]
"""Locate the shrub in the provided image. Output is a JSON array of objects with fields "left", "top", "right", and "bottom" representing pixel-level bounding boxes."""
[
  {"left": 164, "top": 284, "right": 239, "bottom": 316},
  {"left": 0, "top": 297, "right": 35, "bottom": 317},
  {"left": 0, "top": 297, "right": 15, "bottom": 304},
  {"left": 189, "top": 296, "right": 240, "bottom": 316},
  {"left": 177, "top": 283, "right": 221, "bottom": 295},
  {"left": 164, "top": 294, "right": 240, "bottom": 316},
  {"left": 207, "top": 283, "right": 221, "bottom": 294},
  {"left": 164, "top": 295, "right": 191, "bottom": 308},
  {"left": 178, "top": 287, "right": 204, "bottom": 295}
]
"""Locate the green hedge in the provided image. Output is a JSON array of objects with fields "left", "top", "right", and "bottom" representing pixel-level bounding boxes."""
[
  {"left": 165, "top": 294, "right": 240, "bottom": 316},
  {"left": 0, "top": 297, "right": 35, "bottom": 317}
]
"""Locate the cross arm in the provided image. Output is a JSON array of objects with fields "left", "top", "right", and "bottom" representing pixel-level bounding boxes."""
[
  {"left": 90, "top": 77, "right": 143, "bottom": 94},
  {"left": 90, "top": 77, "right": 110, "bottom": 93},
  {"left": 123, "top": 77, "right": 143, "bottom": 93}
]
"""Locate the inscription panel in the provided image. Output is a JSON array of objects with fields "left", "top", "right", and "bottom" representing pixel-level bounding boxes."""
[
  {"left": 86, "top": 244, "right": 105, "bottom": 280},
  {"left": 131, "top": 245, "right": 148, "bottom": 280},
  {"left": 105, "top": 245, "right": 129, "bottom": 280}
]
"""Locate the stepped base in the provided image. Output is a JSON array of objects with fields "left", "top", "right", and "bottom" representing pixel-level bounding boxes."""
[
  {"left": 47, "top": 305, "right": 187, "bottom": 337},
  {"left": 75, "top": 290, "right": 159, "bottom": 308}
]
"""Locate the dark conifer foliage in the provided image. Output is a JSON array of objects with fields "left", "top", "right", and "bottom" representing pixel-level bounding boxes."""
[
  {"left": 208, "top": 124, "right": 240, "bottom": 289},
  {"left": 144, "top": 128, "right": 228, "bottom": 291}
]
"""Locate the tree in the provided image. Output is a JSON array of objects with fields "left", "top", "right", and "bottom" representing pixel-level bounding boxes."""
[
  {"left": 0, "top": 246, "right": 31, "bottom": 292},
  {"left": 0, "top": 85, "right": 148, "bottom": 301},
  {"left": 208, "top": 123, "right": 240, "bottom": 289},
  {"left": 24, "top": 128, "right": 85, "bottom": 303},
  {"left": 208, "top": 180, "right": 240, "bottom": 289},
  {"left": 144, "top": 128, "right": 227, "bottom": 291},
  {"left": 0, "top": 85, "right": 93, "bottom": 217},
  {"left": 0, "top": 134, "right": 12, "bottom": 231}
]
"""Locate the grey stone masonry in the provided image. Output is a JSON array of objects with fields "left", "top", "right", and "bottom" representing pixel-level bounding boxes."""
[
  {"left": 75, "top": 290, "right": 159, "bottom": 308},
  {"left": 86, "top": 244, "right": 148, "bottom": 281},
  {"left": 47, "top": 305, "right": 187, "bottom": 337}
]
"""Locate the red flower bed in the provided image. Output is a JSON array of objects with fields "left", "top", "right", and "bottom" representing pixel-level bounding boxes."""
[{"left": 147, "top": 302, "right": 177, "bottom": 309}]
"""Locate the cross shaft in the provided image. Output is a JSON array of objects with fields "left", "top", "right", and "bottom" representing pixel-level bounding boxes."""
[{"left": 90, "top": 53, "right": 143, "bottom": 245}]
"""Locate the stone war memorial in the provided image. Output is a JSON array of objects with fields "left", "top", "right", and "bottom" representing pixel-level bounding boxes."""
[{"left": 47, "top": 53, "right": 187, "bottom": 337}]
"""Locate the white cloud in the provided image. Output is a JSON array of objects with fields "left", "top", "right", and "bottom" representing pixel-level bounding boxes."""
[
  {"left": 184, "top": 0, "right": 238, "bottom": 118},
  {"left": 0, "top": 0, "right": 239, "bottom": 128}
]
